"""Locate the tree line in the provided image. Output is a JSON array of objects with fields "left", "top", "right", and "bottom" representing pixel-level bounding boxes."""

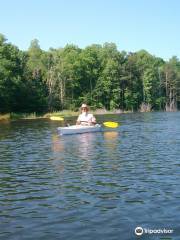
[{"left": 0, "top": 33, "right": 180, "bottom": 113}]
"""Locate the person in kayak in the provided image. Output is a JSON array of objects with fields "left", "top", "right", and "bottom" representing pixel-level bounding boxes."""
[{"left": 76, "top": 103, "right": 96, "bottom": 126}]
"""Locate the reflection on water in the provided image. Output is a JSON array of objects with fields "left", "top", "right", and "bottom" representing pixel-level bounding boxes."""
[
  {"left": 0, "top": 121, "right": 11, "bottom": 140},
  {"left": 51, "top": 134, "right": 64, "bottom": 153},
  {"left": 103, "top": 131, "right": 119, "bottom": 151},
  {"left": 0, "top": 113, "right": 180, "bottom": 240},
  {"left": 103, "top": 131, "right": 119, "bottom": 141},
  {"left": 76, "top": 133, "right": 97, "bottom": 159}
]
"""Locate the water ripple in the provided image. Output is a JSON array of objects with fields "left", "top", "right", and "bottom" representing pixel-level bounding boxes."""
[{"left": 0, "top": 113, "right": 180, "bottom": 239}]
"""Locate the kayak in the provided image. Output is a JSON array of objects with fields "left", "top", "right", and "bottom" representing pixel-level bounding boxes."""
[{"left": 57, "top": 124, "right": 102, "bottom": 135}]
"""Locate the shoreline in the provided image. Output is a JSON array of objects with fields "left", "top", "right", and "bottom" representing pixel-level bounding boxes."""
[
  {"left": 1, "top": 109, "right": 177, "bottom": 122},
  {"left": 0, "top": 109, "right": 133, "bottom": 122}
]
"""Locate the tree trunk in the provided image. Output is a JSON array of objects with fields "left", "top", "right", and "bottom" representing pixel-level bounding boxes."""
[{"left": 58, "top": 73, "right": 65, "bottom": 109}]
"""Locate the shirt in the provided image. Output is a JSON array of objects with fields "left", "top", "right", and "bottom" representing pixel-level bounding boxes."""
[{"left": 77, "top": 113, "right": 96, "bottom": 124}]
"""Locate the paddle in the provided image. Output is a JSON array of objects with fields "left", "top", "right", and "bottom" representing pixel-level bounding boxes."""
[
  {"left": 103, "top": 121, "right": 119, "bottom": 128},
  {"left": 50, "top": 116, "right": 118, "bottom": 128},
  {"left": 79, "top": 121, "right": 119, "bottom": 128},
  {"left": 50, "top": 116, "right": 64, "bottom": 121}
]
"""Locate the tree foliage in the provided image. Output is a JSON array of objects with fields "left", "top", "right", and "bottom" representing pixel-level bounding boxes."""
[{"left": 1, "top": 34, "right": 180, "bottom": 113}]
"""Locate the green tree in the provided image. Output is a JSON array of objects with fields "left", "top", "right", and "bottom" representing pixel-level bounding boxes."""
[
  {"left": 0, "top": 34, "right": 27, "bottom": 112},
  {"left": 161, "top": 57, "right": 180, "bottom": 111},
  {"left": 25, "top": 39, "right": 48, "bottom": 112}
]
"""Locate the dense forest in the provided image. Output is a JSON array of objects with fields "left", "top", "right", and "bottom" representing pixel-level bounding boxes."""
[{"left": 0, "top": 33, "right": 180, "bottom": 113}]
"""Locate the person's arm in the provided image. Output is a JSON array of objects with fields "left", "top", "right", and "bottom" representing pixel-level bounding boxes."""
[
  {"left": 92, "top": 116, "right": 96, "bottom": 125},
  {"left": 76, "top": 115, "right": 81, "bottom": 125},
  {"left": 88, "top": 114, "right": 96, "bottom": 125}
]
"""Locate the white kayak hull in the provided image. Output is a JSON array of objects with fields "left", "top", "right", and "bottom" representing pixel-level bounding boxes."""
[{"left": 58, "top": 124, "right": 102, "bottom": 135}]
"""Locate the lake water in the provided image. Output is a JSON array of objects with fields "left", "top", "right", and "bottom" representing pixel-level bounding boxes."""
[{"left": 0, "top": 112, "right": 180, "bottom": 240}]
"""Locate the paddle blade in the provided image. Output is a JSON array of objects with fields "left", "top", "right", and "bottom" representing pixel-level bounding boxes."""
[
  {"left": 103, "top": 121, "right": 119, "bottom": 128},
  {"left": 50, "top": 116, "right": 64, "bottom": 121}
]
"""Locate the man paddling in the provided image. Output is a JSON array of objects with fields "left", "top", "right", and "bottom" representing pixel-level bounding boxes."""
[{"left": 76, "top": 103, "right": 96, "bottom": 126}]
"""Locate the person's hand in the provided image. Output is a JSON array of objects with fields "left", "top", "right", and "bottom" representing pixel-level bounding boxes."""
[{"left": 87, "top": 120, "right": 93, "bottom": 125}]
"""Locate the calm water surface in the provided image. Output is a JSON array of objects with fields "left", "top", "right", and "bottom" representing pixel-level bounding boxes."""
[{"left": 0, "top": 112, "right": 180, "bottom": 240}]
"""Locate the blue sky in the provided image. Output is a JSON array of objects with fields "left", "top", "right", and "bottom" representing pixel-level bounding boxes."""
[{"left": 0, "top": 0, "right": 179, "bottom": 60}]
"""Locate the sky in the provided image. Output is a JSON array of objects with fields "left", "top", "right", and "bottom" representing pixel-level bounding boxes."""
[{"left": 0, "top": 0, "right": 179, "bottom": 60}]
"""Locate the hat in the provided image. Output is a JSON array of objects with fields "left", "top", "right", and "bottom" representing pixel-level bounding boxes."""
[
  {"left": 81, "top": 103, "right": 89, "bottom": 110},
  {"left": 81, "top": 103, "right": 88, "bottom": 108}
]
